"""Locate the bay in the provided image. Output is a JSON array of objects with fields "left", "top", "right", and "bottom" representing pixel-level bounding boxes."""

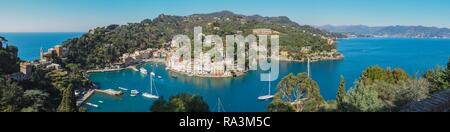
[
  {"left": 86, "top": 38, "right": 450, "bottom": 112},
  {"left": 3, "top": 33, "right": 449, "bottom": 112}
]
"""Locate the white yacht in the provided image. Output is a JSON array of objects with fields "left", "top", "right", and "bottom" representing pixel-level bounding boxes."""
[
  {"left": 258, "top": 95, "right": 274, "bottom": 100},
  {"left": 130, "top": 90, "right": 139, "bottom": 96},
  {"left": 86, "top": 102, "right": 99, "bottom": 108},
  {"left": 118, "top": 87, "right": 128, "bottom": 91},
  {"left": 139, "top": 68, "right": 148, "bottom": 75},
  {"left": 142, "top": 93, "right": 159, "bottom": 99}
]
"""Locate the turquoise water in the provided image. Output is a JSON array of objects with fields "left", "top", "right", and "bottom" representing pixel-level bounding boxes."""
[
  {"left": 3, "top": 33, "right": 450, "bottom": 112},
  {"left": 0, "top": 32, "right": 83, "bottom": 61},
  {"left": 86, "top": 38, "right": 450, "bottom": 112}
]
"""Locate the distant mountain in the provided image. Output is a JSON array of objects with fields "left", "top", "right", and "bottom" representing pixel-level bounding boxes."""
[{"left": 319, "top": 25, "right": 450, "bottom": 38}]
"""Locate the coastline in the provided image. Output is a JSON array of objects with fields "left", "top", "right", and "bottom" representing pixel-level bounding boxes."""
[
  {"left": 279, "top": 54, "right": 345, "bottom": 63},
  {"left": 167, "top": 68, "right": 247, "bottom": 78},
  {"left": 86, "top": 68, "right": 128, "bottom": 73},
  {"left": 85, "top": 53, "right": 344, "bottom": 77},
  {"left": 85, "top": 58, "right": 166, "bottom": 74}
]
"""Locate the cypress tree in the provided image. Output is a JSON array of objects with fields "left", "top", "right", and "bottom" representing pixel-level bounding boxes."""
[
  {"left": 57, "top": 84, "right": 77, "bottom": 112},
  {"left": 337, "top": 75, "right": 346, "bottom": 111}
]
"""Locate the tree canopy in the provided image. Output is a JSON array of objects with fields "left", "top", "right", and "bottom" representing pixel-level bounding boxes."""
[
  {"left": 61, "top": 11, "right": 340, "bottom": 69},
  {"left": 341, "top": 66, "right": 430, "bottom": 112},
  {"left": 336, "top": 75, "right": 346, "bottom": 111},
  {"left": 268, "top": 73, "right": 325, "bottom": 112},
  {"left": 150, "top": 93, "right": 210, "bottom": 112},
  {"left": 0, "top": 45, "right": 19, "bottom": 74}
]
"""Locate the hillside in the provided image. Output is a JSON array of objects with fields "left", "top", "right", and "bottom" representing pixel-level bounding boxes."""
[{"left": 62, "top": 11, "right": 341, "bottom": 69}]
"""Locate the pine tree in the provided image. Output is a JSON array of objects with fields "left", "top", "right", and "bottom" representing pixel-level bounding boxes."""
[{"left": 336, "top": 75, "right": 346, "bottom": 111}]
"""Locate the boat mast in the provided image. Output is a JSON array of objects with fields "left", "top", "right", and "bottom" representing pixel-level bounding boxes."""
[
  {"left": 307, "top": 57, "right": 310, "bottom": 78},
  {"left": 269, "top": 74, "right": 271, "bottom": 95},
  {"left": 150, "top": 65, "right": 153, "bottom": 94},
  {"left": 150, "top": 72, "right": 153, "bottom": 94}
]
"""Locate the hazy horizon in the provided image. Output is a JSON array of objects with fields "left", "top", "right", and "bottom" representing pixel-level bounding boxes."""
[{"left": 1, "top": 0, "right": 450, "bottom": 32}]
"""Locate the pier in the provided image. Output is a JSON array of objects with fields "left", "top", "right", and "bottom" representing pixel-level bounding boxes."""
[
  {"left": 76, "top": 89, "right": 96, "bottom": 107},
  {"left": 76, "top": 88, "right": 123, "bottom": 107}
]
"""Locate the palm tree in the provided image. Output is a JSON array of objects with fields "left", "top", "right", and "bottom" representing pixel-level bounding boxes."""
[{"left": 0, "top": 36, "right": 7, "bottom": 48}]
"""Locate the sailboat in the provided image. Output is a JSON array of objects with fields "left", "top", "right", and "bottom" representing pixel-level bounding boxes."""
[
  {"left": 257, "top": 57, "right": 311, "bottom": 101},
  {"left": 258, "top": 75, "right": 275, "bottom": 100},
  {"left": 258, "top": 82, "right": 274, "bottom": 100},
  {"left": 307, "top": 57, "right": 311, "bottom": 78},
  {"left": 143, "top": 66, "right": 159, "bottom": 99}
]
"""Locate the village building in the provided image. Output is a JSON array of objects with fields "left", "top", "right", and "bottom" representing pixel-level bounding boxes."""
[
  {"left": 54, "top": 45, "right": 63, "bottom": 56},
  {"left": 40, "top": 45, "right": 67, "bottom": 65},
  {"left": 166, "top": 46, "right": 245, "bottom": 77},
  {"left": 20, "top": 62, "right": 33, "bottom": 76}
]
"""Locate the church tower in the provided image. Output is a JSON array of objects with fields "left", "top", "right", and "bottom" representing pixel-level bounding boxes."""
[{"left": 40, "top": 47, "right": 44, "bottom": 61}]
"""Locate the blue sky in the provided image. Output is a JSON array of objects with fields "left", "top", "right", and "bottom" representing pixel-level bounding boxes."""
[{"left": 1, "top": 0, "right": 450, "bottom": 32}]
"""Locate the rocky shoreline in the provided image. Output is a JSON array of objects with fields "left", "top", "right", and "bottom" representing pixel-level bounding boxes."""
[{"left": 280, "top": 54, "right": 344, "bottom": 62}]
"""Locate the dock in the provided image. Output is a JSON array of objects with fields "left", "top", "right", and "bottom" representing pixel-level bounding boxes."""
[
  {"left": 76, "top": 88, "right": 123, "bottom": 107},
  {"left": 76, "top": 89, "right": 96, "bottom": 107}
]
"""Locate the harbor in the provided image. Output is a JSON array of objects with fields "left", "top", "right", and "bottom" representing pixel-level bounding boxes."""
[{"left": 83, "top": 38, "right": 450, "bottom": 112}]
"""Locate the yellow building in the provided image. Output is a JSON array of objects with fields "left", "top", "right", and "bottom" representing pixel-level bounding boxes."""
[{"left": 20, "top": 62, "right": 32, "bottom": 76}]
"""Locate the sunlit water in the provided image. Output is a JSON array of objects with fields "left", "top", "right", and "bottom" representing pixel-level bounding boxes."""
[
  {"left": 86, "top": 38, "right": 450, "bottom": 112},
  {"left": 3, "top": 33, "right": 449, "bottom": 112}
]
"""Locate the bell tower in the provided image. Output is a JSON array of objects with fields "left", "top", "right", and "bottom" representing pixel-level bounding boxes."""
[{"left": 40, "top": 47, "right": 44, "bottom": 61}]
